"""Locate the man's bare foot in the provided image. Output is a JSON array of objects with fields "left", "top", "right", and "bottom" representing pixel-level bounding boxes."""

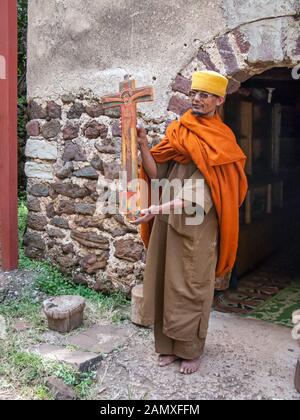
[
  {"left": 158, "top": 354, "right": 179, "bottom": 367},
  {"left": 180, "top": 357, "right": 201, "bottom": 374}
]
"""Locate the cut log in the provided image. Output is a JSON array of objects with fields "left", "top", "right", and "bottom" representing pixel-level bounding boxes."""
[
  {"left": 131, "top": 284, "right": 152, "bottom": 327},
  {"left": 295, "top": 359, "right": 300, "bottom": 394},
  {"left": 43, "top": 295, "right": 85, "bottom": 333}
]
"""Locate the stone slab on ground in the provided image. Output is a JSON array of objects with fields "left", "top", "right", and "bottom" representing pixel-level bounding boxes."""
[
  {"left": 95, "top": 312, "right": 300, "bottom": 400},
  {"left": 32, "top": 343, "right": 102, "bottom": 372},
  {"left": 65, "top": 324, "right": 132, "bottom": 354}
]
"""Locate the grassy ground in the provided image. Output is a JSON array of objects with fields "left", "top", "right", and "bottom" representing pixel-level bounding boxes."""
[{"left": 0, "top": 200, "right": 130, "bottom": 400}]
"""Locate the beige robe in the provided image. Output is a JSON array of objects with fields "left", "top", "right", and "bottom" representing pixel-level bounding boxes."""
[{"left": 143, "top": 160, "right": 219, "bottom": 359}]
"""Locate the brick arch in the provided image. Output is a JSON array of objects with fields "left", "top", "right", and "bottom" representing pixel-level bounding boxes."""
[{"left": 168, "top": 15, "right": 300, "bottom": 115}]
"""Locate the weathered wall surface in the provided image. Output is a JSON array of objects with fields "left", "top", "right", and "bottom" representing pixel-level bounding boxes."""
[
  {"left": 25, "top": 0, "right": 300, "bottom": 293},
  {"left": 27, "top": 0, "right": 226, "bottom": 118}
]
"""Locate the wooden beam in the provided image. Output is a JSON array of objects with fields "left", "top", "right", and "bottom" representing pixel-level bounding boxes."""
[{"left": 0, "top": 0, "right": 18, "bottom": 270}]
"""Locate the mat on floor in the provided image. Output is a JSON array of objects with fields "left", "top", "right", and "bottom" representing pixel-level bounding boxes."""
[
  {"left": 213, "top": 275, "right": 289, "bottom": 315},
  {"left": 246, "top": 282, "right": 300, "bottom": 327}
]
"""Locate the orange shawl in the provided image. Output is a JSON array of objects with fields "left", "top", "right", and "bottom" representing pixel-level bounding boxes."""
[{"left": 140, "top": 109, "right": 248, "bottom": 278}]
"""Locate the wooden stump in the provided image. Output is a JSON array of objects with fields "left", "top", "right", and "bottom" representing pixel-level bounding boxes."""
[
  {"left": 43, "top": 295, "right": 86, "bottom": 333},
  {"left": 131, "top": 284, "right": 152, "bottom": 327},
  {"left": 292, "top": 310, "right": 300, "bottom": 393}
]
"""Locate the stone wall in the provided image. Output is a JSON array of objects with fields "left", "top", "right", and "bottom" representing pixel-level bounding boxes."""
[
  {"left": 24, "top": 96, "right": 166, "bottom": 294},
  {"left": 25, "top": 0, "right": 300, "bottom": 293}
]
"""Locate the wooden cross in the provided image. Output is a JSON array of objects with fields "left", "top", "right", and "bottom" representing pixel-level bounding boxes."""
[{"left": 101, "top": 75, "right": 154, "bottom": 219}]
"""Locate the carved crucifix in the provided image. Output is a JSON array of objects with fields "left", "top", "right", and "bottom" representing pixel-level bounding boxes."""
[{"left": 101, "top": 75, "right": 154, "bottom": 219}]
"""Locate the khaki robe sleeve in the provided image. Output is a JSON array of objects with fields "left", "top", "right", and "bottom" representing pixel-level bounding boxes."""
[
  {"left": 176, "top": 169, "right": 213, "bottom": 214},
  {"left": 156, "top": 162, "right": 170, "bottom": 180}
]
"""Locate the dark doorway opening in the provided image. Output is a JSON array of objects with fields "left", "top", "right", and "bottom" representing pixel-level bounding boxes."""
[{"left": 214, "top": 68, "right": 300, "bottom": 326}]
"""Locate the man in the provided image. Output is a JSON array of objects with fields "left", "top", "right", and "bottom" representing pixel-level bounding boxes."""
[{"left": 133, "top": 70, "right": 248, "bottom": 374}]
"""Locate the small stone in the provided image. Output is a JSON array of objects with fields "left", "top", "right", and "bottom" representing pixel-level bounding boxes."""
[
  {"left": 101, "top": 218, "right": 131, "bottom": 237},
  {"left": 29, "top": 183, "right": 50, "bottom": 197},
  {"left": 71, "top": 230, "right": 109, "bottom": 250},
  {"left": 46, "top": 202, "right": 56, "bottom": 218},
  {"left": 26, "top": 120, "right": 40, "bottom": 137},
  {"left": 24, "top": 246, "right": 45, "bottom": 260},
  {"left": 46, "top": 376, "right": 77, "bottom": 400},
  {"left": 25, "top": 162, "right": 54, "bottom": 180},
  {"left": 73, "top": 166, "right": 99, "bottom": 180},
  {"left": 80, "top": 253, "right": 108, "bottom": 274},
  {"left": 61, "top": 93, "right": 76, "bottom": 103},
  {"left": 75, "top": 203, "right": 96, "bottom": 216},
  {"left": 62, "top": 243, "right": 74, "bottom": 254},
  {"left": 114, "top": 238, "right": 144, "bottom": 262},
  {"left": 28, "top": 100, "right": 47, "bottom": 119},
  {"left": 46, "top": 101, "right": 62, "bottom": 119},
  {"left": 95, "top": 138, "right": 119, "bottom": 154},
  {"left": 53, "top": 182, "right": 90, "bottom": 199},
  {"left": 41, "top": 120, "right": 61, "bottom": 139},
  {"left": 67, "top": 102, "right": 85, "bottom": 119},
  {"left": 168, "top": 96, "right": 191, "bottom": 115},
  {"left": 55, "top": 162, "right": 74, "bottom": 179},
  {"left": 90, "top": 155, "right": 104, "bottom": 171},
  {"left": 73, "top": 273, "right": 88, "bottom": 285},
  {"left": 27, "top": 213, "right": 48, "bottom": 231},
  {"left": 63, "top": 123, "right": 79, "bottom": 141},
  {"left": 102, "top": 161, "right": 121, "bottom": 180},
  {"left": 85, "top": 103, "right": 104, "bottom": 118},
  {"left": 172, "top": 74, "right": 191, "bottom": 95},
  {"left": 23, "top": 232, "right": 46, "bottom": 251},
  {"left": 84, "top": 121, "right": 108, "bottom": 139},
  {"left": 56, "top": 255, "right": 78, "bottom": 270},
  {"left": 25, "top": 139, "right": 58, "bottom": 160},
  {"left": 56, "top": 200, "right": 76, "bottom": 215},
  {"left": 74, "top": 215, "right": 107, "bottom": 229},
  {"left": 51, "top": 217, "right": 69, "bottom": 229},
  {"left": 112, "top": 121, "right": 122, "bottom": 137},
  {"left": 43, "top": 295, "right": 86, "bottom": 333},
  {"left": 47, "top": 227, "right": 66, "bottom": 239},
  {"left": 63, "top": 142, "right": 86, "bottom": 162},
  {"left": 27, "top": 196, "right": 41, "bottom": 212}
]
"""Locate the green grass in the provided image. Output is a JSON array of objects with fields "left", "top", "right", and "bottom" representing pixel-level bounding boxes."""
[
  {"left": 0, "top": 199, "right": 131, "bottom": 399},
  {"left": 0, "top": 337, "right": 96, "bottom": 399},
  {"left": 17, "top": 198, "right": 130, "bottom": 322},
  {"left": 0, "top": 297, "right": 42, "bottom": 328}
]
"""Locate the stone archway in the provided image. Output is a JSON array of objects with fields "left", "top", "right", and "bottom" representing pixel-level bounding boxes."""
[{"left": 168, "top": 15, "right": 300, "bottom": 114}]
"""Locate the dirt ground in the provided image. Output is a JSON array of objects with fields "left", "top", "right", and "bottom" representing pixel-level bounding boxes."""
[
  {"left": 95, "top": 312, "right": 300, "bottom": 400},
  {"left": 0, "top": 262, "right": 299, "bottom": 400}
]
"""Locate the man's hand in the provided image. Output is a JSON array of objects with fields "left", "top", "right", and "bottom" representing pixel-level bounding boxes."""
[
  {"left": 131, "top": 205, "right": 158, "bottom": 225},
  {"left": 137, "top": 127, "right": 148, "bottom": 150}
]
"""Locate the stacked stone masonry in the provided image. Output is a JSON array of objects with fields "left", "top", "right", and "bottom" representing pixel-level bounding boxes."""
[
  {"left": 24, "top": 95, "right": 168, "bottom": 295},
  {"left": 25, "top": 9, "right": 300, "bottom": 294}
]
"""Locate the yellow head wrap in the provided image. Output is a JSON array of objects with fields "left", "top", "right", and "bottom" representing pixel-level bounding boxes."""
[{"left": 191, "top": 70, "right": 228, "bottom": 97}]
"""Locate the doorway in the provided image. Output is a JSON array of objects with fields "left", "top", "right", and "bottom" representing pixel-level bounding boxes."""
[{"left": 214, "top": 67, "right": 300, "bottom": 327}]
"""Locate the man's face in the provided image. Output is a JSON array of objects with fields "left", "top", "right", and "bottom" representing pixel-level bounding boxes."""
[{"left": 189, "top": 90, "right": 225, "bottom": 117}]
